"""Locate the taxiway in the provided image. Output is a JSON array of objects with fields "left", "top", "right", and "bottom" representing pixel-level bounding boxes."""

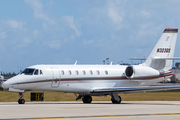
[{"left": 0, "top": 101, "right": 180, "bottom": 120}]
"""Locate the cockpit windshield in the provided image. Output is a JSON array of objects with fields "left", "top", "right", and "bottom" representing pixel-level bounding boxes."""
[
  {"left": 34, "top": 69, "right": 38, "bottom": 75},
  {"left": 21, "top": 68, "right": 35, "bottom": 75}
]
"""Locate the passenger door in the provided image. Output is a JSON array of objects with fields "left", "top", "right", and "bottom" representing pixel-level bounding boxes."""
[{"left": 51, "top": 68, "right": 60, "bottom": 88}]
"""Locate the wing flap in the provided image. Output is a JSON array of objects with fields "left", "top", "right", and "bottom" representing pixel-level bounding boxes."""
[{"left": 90, "top": 85, "right": 180, "bottom": 93}]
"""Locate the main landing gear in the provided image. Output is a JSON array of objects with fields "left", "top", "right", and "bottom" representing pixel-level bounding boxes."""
[
  {"left": 111, "top": 93, "right": 121, "bottom": 104},
  {"left": 75, "top": 94, "right": 92, "bottom": 103},
  {"left": 18, "top": 93, "right": 25, "bottom": 104},
  {"left": 75, "top": 93, "right": 121, "bottom": 104},
  {"left": 82, "top": 95, "right": 92, "bottom": 103}
]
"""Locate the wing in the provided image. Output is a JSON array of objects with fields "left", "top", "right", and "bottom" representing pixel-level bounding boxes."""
[{"left": 90, "top": 85, "right": 180, "bottom": 93}]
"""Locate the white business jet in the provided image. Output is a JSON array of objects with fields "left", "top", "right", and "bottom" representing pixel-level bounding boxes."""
[{"left": 2, "top": 28, "right": 180, "bottom": 104}]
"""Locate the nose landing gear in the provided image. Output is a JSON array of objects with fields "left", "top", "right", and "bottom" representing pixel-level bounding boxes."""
[{"left": 18, "top": 93, "right": 25, "bottom": 104}]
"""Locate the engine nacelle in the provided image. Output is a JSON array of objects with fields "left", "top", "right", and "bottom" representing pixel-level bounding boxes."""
[{"left": 125, "top": 65, "right": 160, "bottom": 79}]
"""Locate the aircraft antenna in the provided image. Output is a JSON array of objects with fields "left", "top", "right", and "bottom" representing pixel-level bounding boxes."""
[{"left": 74, "top": 61, "right": 77, "bottom": 65}]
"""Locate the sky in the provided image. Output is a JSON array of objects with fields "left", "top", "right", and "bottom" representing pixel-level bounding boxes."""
[{"left": 1, "top": 0, "right": 180, "bottom": 73}]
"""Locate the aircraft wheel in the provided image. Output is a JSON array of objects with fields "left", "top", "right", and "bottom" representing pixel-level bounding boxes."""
[
  {"left": 82, "top": 95, "right": 92, "bottom": 103},
  {"left": 21, "top": 99, "right": 25, "bottom": 104},
  {"left": 111, "top": 96, "right": 121, "bottom": 104},
  {"left": 18, "top": 99, "right": 21, "bottom": 104},
  {"left": 18, "top": 99, "right": 25, "bottom": 104}
]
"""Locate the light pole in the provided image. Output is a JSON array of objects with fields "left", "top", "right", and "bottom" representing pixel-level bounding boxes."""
[
  {"left": 103, "top": 60, "right": 105, "bottom": 65},
  {"left": 106, "top": 58, "right": 109, "bottom": 65}
]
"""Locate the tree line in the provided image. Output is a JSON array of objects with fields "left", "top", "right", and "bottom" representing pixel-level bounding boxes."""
[{"left": 1, "top": 72, "right": 18, "bottom": 79}]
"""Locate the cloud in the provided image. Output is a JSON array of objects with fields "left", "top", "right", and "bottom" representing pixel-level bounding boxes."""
[
  {"left": 34, "top": 29, "right": 38, "bottom": 35},
  {"left": 62, "top": 16, "right": 81, "bottom": 37},
  {"left": 25, "top": 0, "right": 55, "bottom": 27},
  {"left": 18, "top": 36, "right": 32, "bottom": 47},
  {"left": 42, "top": 22, "right": 48, "bottom": 29},
  {"left": 25, "top": 0, "right": 49, "bottom": 21},
  {"left": 0, "top": 32, "right": 6, "bottom": 39},
  {"left": 5, "top": 20, "right": 25, "bottom": 30},
  {"left": 83, "top": 40, "right": 94, "bottom": 45},
  {"left": 47, "top": 40, "right": 61, "bottom": 49},
  {"left": 140, "top": 11, "right": 151, "bottom": 18},
  {"left": 107, "top": 1, "right": 123, "bottom": 30},
  {"left": 49, "top": 19, "right": 55, "bottom": 25}
]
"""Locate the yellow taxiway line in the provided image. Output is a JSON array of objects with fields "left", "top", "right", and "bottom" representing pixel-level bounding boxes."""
[{"left": 8, "top": 113, "right": 180, "bottom": 120}]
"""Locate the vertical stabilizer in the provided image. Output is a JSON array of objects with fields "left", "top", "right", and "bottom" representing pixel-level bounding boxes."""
[{"left": 143, "top": 28, "right": 178, "bottom": 72}]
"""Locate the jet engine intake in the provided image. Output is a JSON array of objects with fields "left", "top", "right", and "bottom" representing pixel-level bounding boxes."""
[
  {"left": 125, "top": 66, "right": 134, "bottom": 79},
  {"left": 125, "top": 65, "right": 160, "bottom": 79}
]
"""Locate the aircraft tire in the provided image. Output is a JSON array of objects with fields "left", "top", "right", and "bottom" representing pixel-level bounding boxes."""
[
  {"left": 18, "top": 99, "right": 21, "bottom": 104},
  {"left": 18, "top": 99, "right": 25, "bottom": 104},
  {"left": 82, "top": 95, "right": 92, "bottom": 103},
  {"left": 111, "top": 96, "right": 121, "bottom": 104}
]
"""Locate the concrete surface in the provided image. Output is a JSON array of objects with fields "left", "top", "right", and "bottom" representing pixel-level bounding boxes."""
[{"left": 0, "top": 101, "right": 180, "bottom": 120}]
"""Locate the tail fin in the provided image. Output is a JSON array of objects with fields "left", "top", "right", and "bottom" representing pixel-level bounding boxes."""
[{"left": 143, "top": 28, "right": 179, "bottom": 72}]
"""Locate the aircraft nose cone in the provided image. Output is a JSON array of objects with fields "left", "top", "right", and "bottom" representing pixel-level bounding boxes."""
[{"left": 1, "top": 81, "right": 10, "bottom": 89}]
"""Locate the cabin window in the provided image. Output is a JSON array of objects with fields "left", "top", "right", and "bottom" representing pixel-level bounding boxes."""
[
  {"left": 69, "top": 70, "right": 72, "bottom": 75},
  {"left": 61, "top": 70, "right": 64, "bottom": 75},
  {"left": 105, "top": 70, "right": 108, "bottom": 75},
  {"left": 83, "top": 70, "right": 86, "bottom": 75},
  {"left": 90, "top": 70, "right": 93, "bottom": 75},
  {"left": 40, "top": 70, "right": 43, "bottom": 75},
  {"left": 21, "top": 68, "right": 35, "bottom": 75},
  {"left": 97, "top": 70, "right": 100, "bottom": 75},
  {"left": 76, "top": 70, "right": 79, "bottom": 75},
  {"left": 34, "top": 69, "right": 39, "bottom": 75}
]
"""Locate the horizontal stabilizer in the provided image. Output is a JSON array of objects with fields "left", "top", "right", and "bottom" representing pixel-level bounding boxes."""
[
  {"left": 153, "top": 57, "right": 180, "bottom": 60},
  {"left": 90, "top": 85, "right": 180, "bottom": 93}
]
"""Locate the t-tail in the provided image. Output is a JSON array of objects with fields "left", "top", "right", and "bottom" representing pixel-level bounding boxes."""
[
  {"left": 143, "top": 28, "right": 179, "bottom": 72},
  {"left": 125, "top": 28, "right": 180, "bottom": 83}
]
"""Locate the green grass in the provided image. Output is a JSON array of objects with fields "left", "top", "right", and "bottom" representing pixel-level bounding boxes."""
[
  {"left": 0, "top": 88, "right": 3, "bottom": 91},
  {"left": 0, "top": 90, "right": 180, "bottom": 102}
]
